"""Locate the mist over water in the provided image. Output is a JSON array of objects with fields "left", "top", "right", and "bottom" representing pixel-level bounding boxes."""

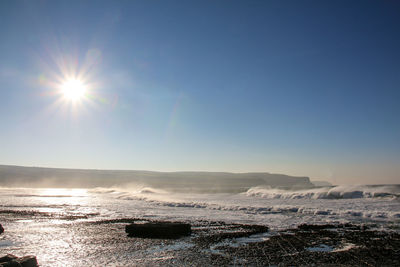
[
  {"left": 1, "top": 165, "right": 399, "bottom": 226},
  {"left": 1, "top": 185, "right": 399, "bottom": 228}
]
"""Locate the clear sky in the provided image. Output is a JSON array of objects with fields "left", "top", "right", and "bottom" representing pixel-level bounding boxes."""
[{"left": 0, "top": 0, "right": 399, "bottom": 184}]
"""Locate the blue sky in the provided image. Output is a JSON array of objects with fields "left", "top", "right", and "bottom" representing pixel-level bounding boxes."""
[{"left": 0, "top": 0, "right": 399, "bottom": 184}]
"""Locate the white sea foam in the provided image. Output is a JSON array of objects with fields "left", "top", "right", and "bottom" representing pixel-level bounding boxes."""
[
  {"left": 245, "top": 185, "right": 400, "bottom": 199},
  {"left": 84, "top": 184, "right": 400, "bottom": 224},
  {"left": 2, "top": 185, "right": 398, "bottom": 231}
]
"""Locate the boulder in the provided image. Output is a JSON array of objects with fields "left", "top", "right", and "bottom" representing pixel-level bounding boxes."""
[
  {"left": 0, "top": 255, "right": 37, "bottom": 267},
  {"left": 126, "top": 222, "right": 191, "bottom": 239},
  {"left": 0, "top": 224, "right": 3, "bottom": 234},
  {"left": 0, "top": 254, "right": 20, "bottom": 267},
  {"left": 0, "top": 255, "right": 18, "bottom": 264},
  {"left": 15, "top": 256, "right": 38, "bottom": 267},
  {"left": 0, "top": 261, "right": 21, "bottom": 267}
]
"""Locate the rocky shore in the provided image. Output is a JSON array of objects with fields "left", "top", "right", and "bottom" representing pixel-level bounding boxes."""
[
  {"left": 195, "top": 222, "right": 400, "bottom": 266},
  {"left": 97, "top": 219, "right": 400, "bottom": 266},
  {"left": 1, "top": 213, "right": 399, "bottom": 266}
]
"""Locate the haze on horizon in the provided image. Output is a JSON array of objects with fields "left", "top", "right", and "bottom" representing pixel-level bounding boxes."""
[{"left": 0, "top": 0, "right": 399, "bottom": 185}]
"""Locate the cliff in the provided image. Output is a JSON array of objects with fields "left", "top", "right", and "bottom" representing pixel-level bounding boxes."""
[{"left": 0, "top": 165, "right": 314, "bottom": 192}]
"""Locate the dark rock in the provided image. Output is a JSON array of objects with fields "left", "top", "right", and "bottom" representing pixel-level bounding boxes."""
[
  {"left": 298, "top": 223, "right": 336, "bottom": 231},
  {"left": 195, "top": 224, "right": 269, "bottom": 246},
  {"left": 0, "top": 224, "right": 3, "bottom": 234},
  {"left": 0, "top": 261, "right": 22, "bottom": 267},
  {"left": 298, "top": 223, "right": 367, "bottom": 232},
  {"left": 0, "top": 254, "right": 17, "bottom": 263},
  {"left": 125, "top": 222, "right": 191, "bottom": 239},
  {"left": 15, "top": 256, "right": 38, "bottom": 267},
  {"left": 210, "top": 223, "right": 400, "bottom": 266},
  {"left": 0, "top": 255, "right": 37, "bottom": 267}
]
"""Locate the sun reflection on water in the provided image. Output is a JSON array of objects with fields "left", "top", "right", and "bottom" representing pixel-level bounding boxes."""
[
  {"left": 35, "top": 188, "right": 89, "bottom": 209},
  {"left": 38, "top": 188, "right": 88, "bottom": 197}
]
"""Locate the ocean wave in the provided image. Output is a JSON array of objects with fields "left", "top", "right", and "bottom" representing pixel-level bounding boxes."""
[
  {"left": 89, "top": 191, "right": 398, "bottom": 220},
  {"left": 89, "top": 186, "right": 168, "bottom": 195},
  {"left": 148, "top": 201, "right": 400, "bottom": 220},
  {"left": 86, "top": 185, "right": 400, "bottom": 221},
  {"left": 245, "top": 185, "right": 400, "bottom": 200}
]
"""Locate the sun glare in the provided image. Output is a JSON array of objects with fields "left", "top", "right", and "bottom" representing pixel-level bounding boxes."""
[
  {"left": 61, "top": 79, "right": 86, "bottom": 101},
  {"left": 39, "top": 188, "right": 88, "bottom": 197}
]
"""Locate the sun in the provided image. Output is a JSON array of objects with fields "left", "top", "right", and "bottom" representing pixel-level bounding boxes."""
[{"left": 61, "top": 79, "right": 87, "bottom": 101}]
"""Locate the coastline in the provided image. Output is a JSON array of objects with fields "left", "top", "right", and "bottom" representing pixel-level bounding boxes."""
[
  {"left": 1, "top": 187, "right": 399, "bottom": 266},
  {"left": 1, "top": 215, "right": 399, "bottom": 266}
]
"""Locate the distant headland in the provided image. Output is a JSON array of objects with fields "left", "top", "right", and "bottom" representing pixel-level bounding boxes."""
[{"left": 0, "top": 165, "right": 316, "bottom": 193}]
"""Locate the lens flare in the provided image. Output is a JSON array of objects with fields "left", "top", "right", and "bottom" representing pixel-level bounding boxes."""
[{"left": 61, "top": 79, "right": 86, "bottom": 101}]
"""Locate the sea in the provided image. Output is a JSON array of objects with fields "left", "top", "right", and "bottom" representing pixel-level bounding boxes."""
[{"left": 0, "top": 184, "right": 399, "bottom": 266}]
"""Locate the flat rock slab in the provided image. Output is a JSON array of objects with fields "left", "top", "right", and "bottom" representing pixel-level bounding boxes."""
[{"left": 125, "top": 222, "right": 191, "bottom": 239}]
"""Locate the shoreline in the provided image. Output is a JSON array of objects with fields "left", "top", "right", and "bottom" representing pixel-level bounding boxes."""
[{"left": 2, "top": 216, "right": 399, "bottom": 266}]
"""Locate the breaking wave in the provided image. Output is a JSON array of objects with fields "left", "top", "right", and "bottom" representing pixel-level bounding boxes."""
[
  {"left": 86, "top": 184, "right": 400, "bottom": 221},
  {"left": 88, "top": 186, "right": 168, "bottom": 195},
  {"left": 246, "top": 185, "right": 400, "bottom": 199}
]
